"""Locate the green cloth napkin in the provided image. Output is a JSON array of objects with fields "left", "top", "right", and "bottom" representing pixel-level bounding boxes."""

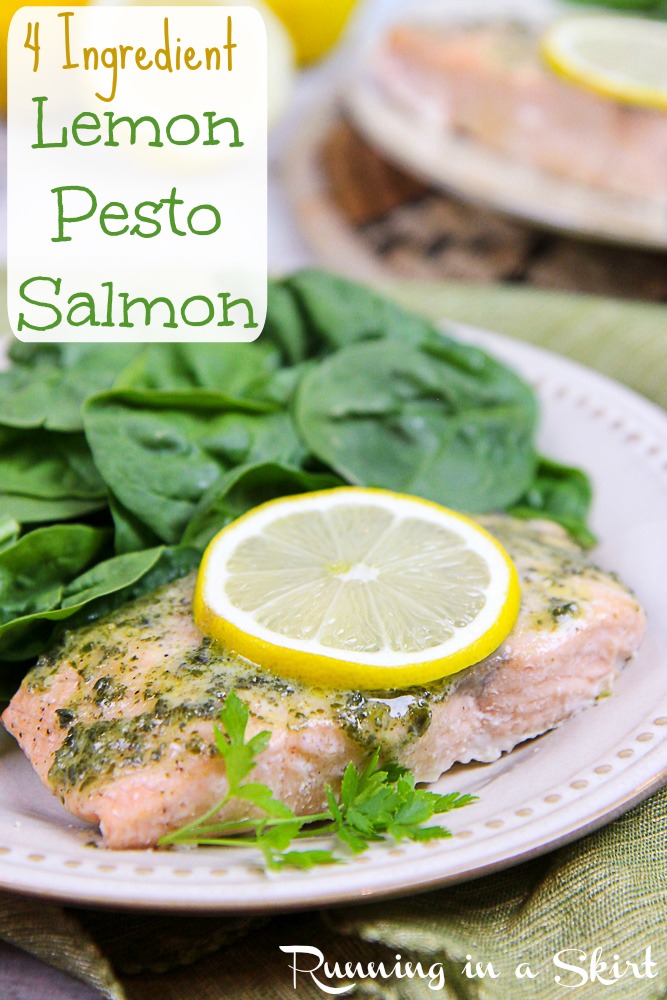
[{"left": 1, "top": 281, "right": 666, "bottom": 1000}]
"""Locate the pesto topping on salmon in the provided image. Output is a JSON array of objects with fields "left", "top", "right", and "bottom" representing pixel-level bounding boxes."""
[{"left": 16, "top": 515, "right": 638, "bottom": 796}]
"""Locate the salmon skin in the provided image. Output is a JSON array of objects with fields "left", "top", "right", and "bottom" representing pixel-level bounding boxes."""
[
  {"left": 376, "top": 23, "right": 667, "bottom": 201},
  {"left": 2, "top": 516, "right": 645, "bottom": 849}
]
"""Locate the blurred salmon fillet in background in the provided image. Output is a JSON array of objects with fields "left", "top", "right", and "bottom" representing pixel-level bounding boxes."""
[{"left": 377, "top": 23, "right": 667, "bottom": 200}]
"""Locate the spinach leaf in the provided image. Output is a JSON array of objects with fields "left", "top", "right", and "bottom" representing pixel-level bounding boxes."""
[
  {"left": 0, "top": 428, "right": 105, "bottom": 498},
  {"left": 183, "top": 462, "right": 343, "bottom": 549},
  {"left": 0, "top": 525, "right": 110, "bottom": 626},
  {"left": 114, "top": 342, "right": 282, "bottom": 398},
  {"left": 83, "top": 390, "right": 306, "bottom": 546},
  {"left": 0, "top": 366, "right": 94, "bottom": 433},
  {"left": 279, "top": 270, "right": 437, "bottom": 355},
  {"left": 108, "top": 494, "right": 164, "bottom": 555},
  {"left": 509, "top": 457, "right": 596, "bottom": 548},
  {"left": 63, "top": 544, "right": 200, "bottom": 628},
  {"left": 0, "top": 543, "right": 199, "bottom": 662},
  {"left": 262, "top": 279, "right": 312, "bottom": 364},
  {"left": 0, "top": 519, "right": 20, "bottom": 552},
  {"left": 0, "top": 494, "right": 107, "bottom": 524},
  {"left": 8, "top": 342, "right": 135, "bottom": 368},
  {"left": 0, "top": 426, "right": 107, "bottom": 524},
  {"left": 2, "top": 343, "right": 144, "bottom": 432},
  {"left": 566, "top": 0, "right": 667, "bottom": 13},
  {"left": 295, "top": 335, "right": 539, "bottom": 512}
]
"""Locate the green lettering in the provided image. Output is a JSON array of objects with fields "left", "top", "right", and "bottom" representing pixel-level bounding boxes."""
[
  {"left": 71, "top": 111, "right": 101, "bottom": 146},
  {"left": 100, "top": 201, "right": 129, "bottom": 236},
  {"left": 32, "top": 96, "right": 67, "bottom": 149},
  {"left": 129, "top": 201, "right": 162, "bottom": 238},
  {"left": 203, "top": 111, "right": 243, "bottom": 147},
  {"left": 119, "top": 294, "right": 178, "bottom": 329},
  {"left": 18, "top": 276, "right": 62, "bottom": 331},
  {"left": 101, "top": 281, "right": 114, "bottom": 327},
  {"left": 187, "top": 204, "right": 221, "bottom": 236},
  {"left": 181, "top": 295, "right": 214, "bottom": 327},
  {"left": 160, "top": 187, "right": 186, "bottom": 236},
  {"left": 104, "top": 112, "right": 163, "bottom": 147},
  {"left": 165, "top": 114, "right": 200, "bottom": 146},
  {"left": 51, "top": 185, "right": 97, "bottom": 243},
  {"left": 217, "top": 293, "right": 259, "bottom": 329},
  {"left": 67, "top": 292, "right": 100, "bottom": 327}
]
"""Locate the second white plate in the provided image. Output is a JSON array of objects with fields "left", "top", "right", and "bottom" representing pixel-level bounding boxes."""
[{"left": 344, "top": 0, "right": 667, "bottom": 251}]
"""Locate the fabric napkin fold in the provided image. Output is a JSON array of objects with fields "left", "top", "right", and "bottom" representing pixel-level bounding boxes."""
[{"left": 1, "top": 281, "right": 666, "bottom": 1000}]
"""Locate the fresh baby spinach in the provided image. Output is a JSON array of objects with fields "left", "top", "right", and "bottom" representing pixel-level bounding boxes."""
[
  {"left": 2, "top": 342, "right": 143, "bottom": 431},
  {"left": 0, "top": 269, "right": 595, "bottom": 680},
  {"left": 295, "top": 334, "right": 539, "bottom": 511},
  {"left": 0, "top": 519, "right": 20, "bottom": 552},
  {"left": 279, "top": 270, "right": 436, "bottom": 354},
  {"left": 114, "top": 342, "right": 282, "bottom": 398},
  {"left": 0, "top": 543, "right": 199, "bottom": 661},
  {"left": 0, "top": 427, "right": 107, "bottom": 524},
  {"left": 83, "top": 390, "right": 306, "bottom": 546},
  {"left": 509, "top": 457, "right": 597, "bottom": 548},
  {"left": 0, "top": 525, "right": 110, "bottom": 658},
  {"left": 183, "top": 461, "right": 343, "bottom": 550}
]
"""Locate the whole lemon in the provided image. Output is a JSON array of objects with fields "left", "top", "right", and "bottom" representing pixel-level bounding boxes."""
[
  {"left": 263, "top": 0, "right": 357, "bottom": 64},
  {"left": 1, "top": 0, "right": 89, "bottom": 113}
]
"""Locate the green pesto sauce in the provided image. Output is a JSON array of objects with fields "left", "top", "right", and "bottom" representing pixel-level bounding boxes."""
[
  {"left": 550, "top": 601, "right": 581, "bottom": 623},
  {"left": 35, "top": 516, "right": 620, "bottom": 796},
  {"left": 336, "top": 691, "right": 433, "bottom": 749},
  {"left": 48, "top": 656, "right": 449, "bottom": 793},
  {"left": 42, "top": 575, "right": 456, "bottom": 793}
]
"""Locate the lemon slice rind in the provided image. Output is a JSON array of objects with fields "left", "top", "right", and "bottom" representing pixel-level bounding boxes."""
[
  {"left": 541, "top": 15, "right": 667, "bottom": 111},
  {"left": 194, "top": 488, "right": 520, "bottom": 690}
]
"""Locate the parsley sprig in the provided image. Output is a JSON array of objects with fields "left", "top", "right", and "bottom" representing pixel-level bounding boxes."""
[{"left": 158, "top": 692, "right": 476, "bottom": 869}]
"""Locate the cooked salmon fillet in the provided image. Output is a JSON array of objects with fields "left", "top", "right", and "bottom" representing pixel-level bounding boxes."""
[
  {"left": 2, "top": 516, "right": 645, "bottom": 849},
  {"left": 377, "top": 23, "right": 667, "bottom": 200}
]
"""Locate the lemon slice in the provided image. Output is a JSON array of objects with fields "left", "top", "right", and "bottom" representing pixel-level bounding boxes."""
[
  {"left": 541, "top": 15, "right": 667, "bottom": 110},
  {"left": 194, "top": 488, "right": 520, "bottom": 690}
]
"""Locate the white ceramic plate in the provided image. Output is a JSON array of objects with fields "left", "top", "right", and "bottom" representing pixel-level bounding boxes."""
[
  {"left": 1, "top": 329, "right": 667, "bottom": 911},
  {"left": 343, "top": 0, "right": 667, "bottom": 251}
]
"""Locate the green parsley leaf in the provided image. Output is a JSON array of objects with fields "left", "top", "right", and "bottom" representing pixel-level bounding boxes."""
[
  {"left": 218, "top": 689, "right": 249, "bottom": 744},
  {"left": 235, "top": 782, "right": 294, "bottom": 819},
  {"left": 158, "top": 691, "right": 477, "bottom": 869}
]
